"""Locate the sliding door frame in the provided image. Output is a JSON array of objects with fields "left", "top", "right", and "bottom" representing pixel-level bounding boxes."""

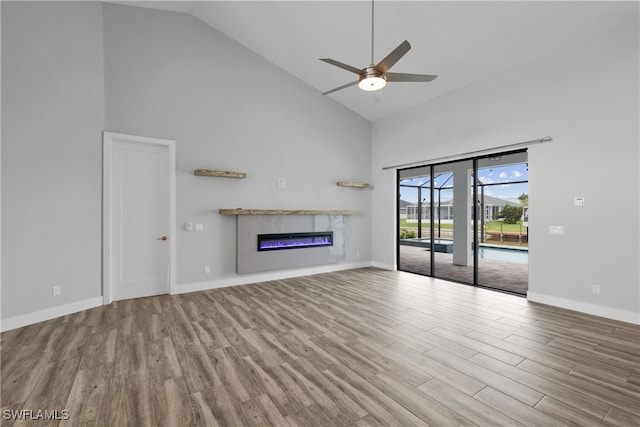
[{"left": 397, "top": 148, "right": 527, "bottom": 294}]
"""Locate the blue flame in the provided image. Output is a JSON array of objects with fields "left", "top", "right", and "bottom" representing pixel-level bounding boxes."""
[{"left": 258, "top": 232, "right": 333, "bottom": 251}]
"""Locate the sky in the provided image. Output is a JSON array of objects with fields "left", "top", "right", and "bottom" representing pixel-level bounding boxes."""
[{"left": 399, "top": 163, "right": 528, "bottom": 205}]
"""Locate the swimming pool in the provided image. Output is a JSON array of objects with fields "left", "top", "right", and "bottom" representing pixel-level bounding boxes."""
[
  {"left": 401, "top": 238, "right": 529, "bottom": 264},
  {"left": 478, "top": 246, "right": 528, "bottom": 264}
]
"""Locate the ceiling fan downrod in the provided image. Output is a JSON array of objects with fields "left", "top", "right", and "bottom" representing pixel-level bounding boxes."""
[
  {"left": 370, "top": 0, "right": 375, "bottom": 66},
  {"left": 359, "top": 0, "right": 387, "bottom": 91}
]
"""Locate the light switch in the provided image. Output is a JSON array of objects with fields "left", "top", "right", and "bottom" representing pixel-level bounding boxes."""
[
  {"left": 185, "top": 222, "right": 194, "bottom": 231},
  {"left": 278, "top": 178, "right": 286, "bottom": 189},
  {"left": 549, "top": 226, "right": 565, "bottom": 235},
  {"left": 195, "top": 223, "right": 204, "bottom": 231},
  {"left": 575, "top": 197, "right": 585, "bottom": 207}
]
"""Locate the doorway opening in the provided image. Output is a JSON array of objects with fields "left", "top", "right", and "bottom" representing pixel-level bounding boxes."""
[{"left": 397, "top": 150, "right": 528, "bottom": 295}]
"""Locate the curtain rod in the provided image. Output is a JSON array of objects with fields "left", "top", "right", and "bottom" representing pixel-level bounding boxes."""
[{"left": 382, "top": 136, "right": 552, "bottom": 170}]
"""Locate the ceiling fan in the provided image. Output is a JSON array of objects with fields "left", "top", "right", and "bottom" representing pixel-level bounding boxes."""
[{"left": 320, "top": 0, "right": 437, "bottom": 95}]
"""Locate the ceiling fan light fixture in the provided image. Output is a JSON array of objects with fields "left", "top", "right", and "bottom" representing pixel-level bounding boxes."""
[
  {"left": 359, "top": 75, "right": 387, "bottom": 91},
  {"left": 359, "top": 67, "right": 386, "bottom": 91}
]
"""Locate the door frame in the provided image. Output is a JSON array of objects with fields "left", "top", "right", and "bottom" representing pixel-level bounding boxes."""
[
  {"left": 397, "top": 149, "right": 528, "bottom": 294},
  {"left": 102, "top": 131, "right": 176, "bottom": 304}
]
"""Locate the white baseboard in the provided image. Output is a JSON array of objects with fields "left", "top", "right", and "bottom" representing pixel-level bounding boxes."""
[
  {"left": 174, "top": 261, "right": 373, "bottom": 295},
  {"left": 371, "top": 261, "right": 395, "bottom": 271},
  {"left": 527, "top": 292, "right": 640, "bottom": 325},
  {"left": 8, "top": 272, "right": 635, "bottom": 332},
  {"left": 1, "top": 263, "right": 376, "bottom": 331},
  {"left": 1, "top": 296, "right": 104, "bottom": 332}
]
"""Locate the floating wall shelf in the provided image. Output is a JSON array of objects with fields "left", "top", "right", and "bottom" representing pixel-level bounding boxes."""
[
  {"left": 194, "top": 169, "right": 246, "bottom": 179},
  {"left": 219, "top": 209, "right": 358, "bottom": 216},
  {"left": 336, "top": 181, "right": 370, "bottom": 188}
]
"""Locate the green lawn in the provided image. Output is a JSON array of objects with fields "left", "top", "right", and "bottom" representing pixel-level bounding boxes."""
[{"left": 486, "top": 221, "right": 527, "bottom": 233}]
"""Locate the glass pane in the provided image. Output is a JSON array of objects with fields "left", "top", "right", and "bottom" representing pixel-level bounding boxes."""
[
  {"left": 398, "top": 173, "right": 431, "bottom": 276},
  {"left": 476, "top": 153, "right": 529, "bottom": 294},
  {"left": 432, "top": 160, "right": 474, "bottom": 284}
]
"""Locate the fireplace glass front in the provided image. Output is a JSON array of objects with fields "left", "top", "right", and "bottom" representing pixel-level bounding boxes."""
[{"left": 257, "top": 232, "right": 333, "bottom": 251}]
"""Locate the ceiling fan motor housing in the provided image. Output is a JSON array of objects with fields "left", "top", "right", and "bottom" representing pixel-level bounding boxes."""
[{"left": 359, "top": 67, "right": 387, "bottom": 91}]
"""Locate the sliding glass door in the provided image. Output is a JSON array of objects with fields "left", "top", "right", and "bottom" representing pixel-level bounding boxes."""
[
  {"left": 398, "top": 166, "right": 432, "bottom": 276},
  {"left": 476, "top": 152, "right": 529, "bottom": 294},
  {"left": 397, "top": 150, "right": 529, "bottom": 295},
  {"left": 432, "top": 160, "right": 474, "bottom": 284}
]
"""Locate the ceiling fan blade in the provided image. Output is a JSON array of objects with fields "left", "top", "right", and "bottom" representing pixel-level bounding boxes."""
[
  {"left": 319, "top": 58, "right": 362, "bottom": 75},
  {"left": 385, "top": 72, "right": 438, "bottom": 82},
  {"left": 375, "top": 40, "right": 411, "bottom": 73},
  {"left": 322, "top": 80, "right": 359, "bottom": 95}
]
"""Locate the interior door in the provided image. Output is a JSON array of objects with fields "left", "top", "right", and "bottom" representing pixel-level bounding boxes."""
[{"left": 103, "top": 132, "right": 175, "bottom": 302}]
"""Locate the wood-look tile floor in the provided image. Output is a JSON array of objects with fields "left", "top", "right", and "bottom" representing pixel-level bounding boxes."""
[
  {"left": 398, "top": 245, "right": 529, "bottom": 295},
  {"left": 1, "top": 267, "right": 639, "bottom": 426}
]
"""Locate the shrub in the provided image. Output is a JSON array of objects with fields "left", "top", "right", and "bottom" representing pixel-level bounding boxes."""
[
  {"left": 498, "top": 205, "right": 523, "bottom": 224},
  {"left": 400, "top": 228, "right": 417, "bottom": 239}
]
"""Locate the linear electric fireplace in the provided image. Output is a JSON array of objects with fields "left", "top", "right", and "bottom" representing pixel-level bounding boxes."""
[{"left": 257, "top": 231, "right": 333, "bottom": 251}]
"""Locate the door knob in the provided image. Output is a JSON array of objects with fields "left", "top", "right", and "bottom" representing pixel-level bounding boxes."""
[{"left": 157, "top": 236, "right": 168, "bottom": 241}]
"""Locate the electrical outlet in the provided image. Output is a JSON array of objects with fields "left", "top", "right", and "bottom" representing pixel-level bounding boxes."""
[
  {"left": 592, "top": 285, "right": 601, "bottom": 295},
  {"left": 52, "top": 285, "right": 61, "bottom": 296},
  {"left": 185, "top": 222, "right": 194, "bottom": 231},
  {"left": 549, "top": 226, "right": 565, "bottom": 235}
]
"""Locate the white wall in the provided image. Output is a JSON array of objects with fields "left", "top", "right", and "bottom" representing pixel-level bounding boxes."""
[
  {"left": 1, "top": 1, "right": 105, "bottom": 321},
  {"left": 102, "top": 3, "right": 372, "bottom": 290},
  {"left": 371, "top": 21, "right": 639, "bottom": 323},
  {"left": 1, "top": 2, "right": 371, "bottom": 329}
]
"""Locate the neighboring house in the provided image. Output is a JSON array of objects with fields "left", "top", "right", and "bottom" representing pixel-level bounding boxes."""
[
  {"left": 480, "top": 195, "right": 522, "bottom": 221},
  {"left": 406, "top": 195, "right": 520, "bottom": 221},
  {"left": 398, "top": 199, "right": 413, "bottom": 218}
]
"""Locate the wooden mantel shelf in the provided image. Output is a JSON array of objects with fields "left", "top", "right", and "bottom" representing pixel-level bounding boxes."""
[
  {"left": 219, "top": 209, "right": 358, "bottom": 216},
  {"left": 194, "top": 169, "right": 246, "bottom": 179},
  {"left": 337, "top": 181, "right": 370, "bottom": 188}
]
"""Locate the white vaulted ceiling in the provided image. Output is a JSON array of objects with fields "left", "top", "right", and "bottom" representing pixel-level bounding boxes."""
[{"left": 109, "top": 1, "right": 638, "bottom": 121}]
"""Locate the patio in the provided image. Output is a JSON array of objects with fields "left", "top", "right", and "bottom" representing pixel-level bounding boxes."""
[{"left": 398, "top": 244, "right": 528, "bottom": 295}]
